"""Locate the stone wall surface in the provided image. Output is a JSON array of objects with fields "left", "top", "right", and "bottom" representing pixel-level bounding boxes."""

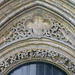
[{"left": 0, "top": 0, "right": 75, "bottom": 75}]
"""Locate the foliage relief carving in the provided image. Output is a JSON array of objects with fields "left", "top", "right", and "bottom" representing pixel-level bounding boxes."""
[
  {"left": 0, "top": 12, "right": 75, "bottom": 48},
  {"left": 0, "top": 49, "right": 75, "bottom": 74}
]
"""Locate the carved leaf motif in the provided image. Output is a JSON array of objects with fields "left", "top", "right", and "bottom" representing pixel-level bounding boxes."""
[
  {"left": 0, "top": 32, "right": 13, "bottom": 45},
  {"left": 61, "top": 29, "right": 75, "bottom": 46},
  {"left": 25, "top": 16, "right": 50, "bottom": 36},
  {"left": 0, "top": 49, "right": 75, "bottom": 74}
]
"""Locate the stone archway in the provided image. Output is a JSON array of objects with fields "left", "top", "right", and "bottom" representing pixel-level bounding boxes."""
[{"left": 0, "top": 0, "right": 75, "bottom": 75}]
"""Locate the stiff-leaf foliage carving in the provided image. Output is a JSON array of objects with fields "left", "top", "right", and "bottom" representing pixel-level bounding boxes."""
[{"left": 0, "top": 49, "right": 75, "bottom": 74}]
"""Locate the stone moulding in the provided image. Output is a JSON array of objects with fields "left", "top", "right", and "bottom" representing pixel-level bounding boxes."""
[
  {"left": 0, "top": 0, "right": 75, "bottom": 28},
  {"left": 0, "top": 38, "right": 75, "bottom": 75},
  {"left": 0, "top": 8, "right": 75, "bottom": 75},
  {"left": 0, "top": 49, "right": 75, "bottom": 75},
  {"left": 0, "top": 0, "right": 75, "bottom": 75}
]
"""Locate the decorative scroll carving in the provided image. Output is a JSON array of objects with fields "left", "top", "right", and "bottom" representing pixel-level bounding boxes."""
[
  {"left": 43, "top": 20, "right": 75, "bottom": 47},
  {"left": 0, "top": 49, "right": 75, "bottom": 74},
  {"left": 0, "top": 13, "right": 75, "bottom": 48}
]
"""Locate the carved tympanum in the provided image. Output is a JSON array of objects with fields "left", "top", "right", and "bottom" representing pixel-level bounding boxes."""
[{"left": 0, "top": 14, "right": 75, "bottom": 48}]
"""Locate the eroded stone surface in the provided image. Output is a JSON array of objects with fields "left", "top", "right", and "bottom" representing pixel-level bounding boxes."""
[
  {"left": 0, "top": 10, "right": 75, "bottom": 48},
  {"left": 0, "top": 49, "right": 75, "bottom": 74}
]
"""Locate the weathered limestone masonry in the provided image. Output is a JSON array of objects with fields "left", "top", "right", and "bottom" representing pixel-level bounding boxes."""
[{"left": 0, "top": 0, "right": 75, "bottom": 75}]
